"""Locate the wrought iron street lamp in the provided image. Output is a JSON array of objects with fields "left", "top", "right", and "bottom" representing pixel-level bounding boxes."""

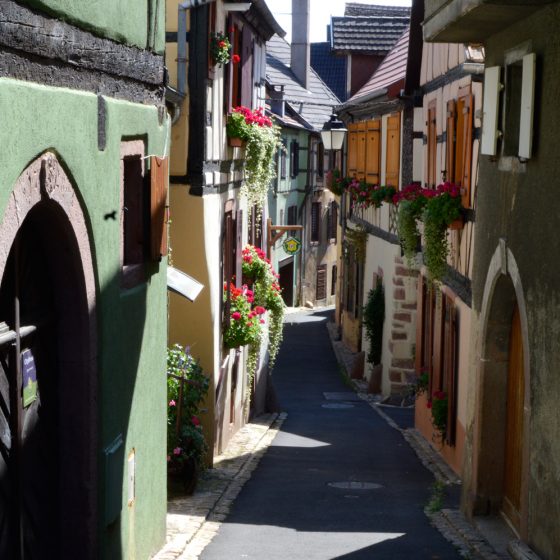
[{"left": 320, "top": 114, "right": 347, "bottom": 151}]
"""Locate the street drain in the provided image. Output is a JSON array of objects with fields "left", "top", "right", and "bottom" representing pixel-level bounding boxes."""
[
  {"left": 322, "top": 403, "right": 355, "bottom": 409},
  {"left": 328, "top": 482, "right": 383, "bottom": 490}
]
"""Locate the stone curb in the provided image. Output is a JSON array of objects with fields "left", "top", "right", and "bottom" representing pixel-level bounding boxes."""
[{"left": 153, "top": 412, "right": 287, "bottom": 560}]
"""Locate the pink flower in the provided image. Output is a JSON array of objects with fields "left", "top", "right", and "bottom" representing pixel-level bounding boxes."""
[
  {"left": 173, "top": 447, "right": 182, "bottom": 456},
  {"left": 232, "top": 311, "right": 241, "bottom": 320},
  {"left": 169, "top": 400, "right": 176, "bottom": 407},
  {"left": 260, "top": 319, "right": 265, "bottom": 324},
  {"left": 254, "top": 306, "right": 266, "bottom": 315},
  {"left": 192, "top": 415, "right": 200, "bottom": 426}
]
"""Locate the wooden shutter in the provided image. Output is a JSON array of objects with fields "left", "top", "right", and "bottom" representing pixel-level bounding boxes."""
[
  {"left": 331, "top": 264, "right": 337, "bottom": 296},
  {"left": 431, "top": 293, "right": 445, "bottom": 396},
  {"left": 519, "top": 53, "right": 536, "bottom": 160},
  {"left": 316, "top": 264, "right": 327, "bottom": 300},
  {"left": 231, "top": 25, "right": 241, "bottom": 108},
  {"left": 280, "top": 141, "right": 287, "bottom": 179},
  {"left": 426, "top": 285, "right": 435, "bottom": 398},
  {"left": 288, "top": 205, "right": 297, "bottom": 225},
  {"left": 427, "top": 103, "right": 437, "bottom": 187},
  {"left": 291, "top": 141, "right": 299, "bottom": 178},
  {"left": 365, "top": 119, "right": 381, "bottom": 185},
  {"left": 240, "top": 26, "right": 253, "bottom": 107},
  {"left": 356, "top": 121, "right": 366, "bottom": 179},
  {"left": 481, "top": 66, "right": 501, "bottom": 156},
  {"left": 444, "top": 296, "right": 458, "bottom": 446},
  {"left": 207, "top": 2, "right": 216, "bottom": 75},
  {"left": 150, "top": 155, "right": 168, "bottom": 260},
  {"left": 386, "top": 113, "right": 401, "bottom": 187},
  {"left": 311, "top": 201, "right": 320, "bottom": 242},
  {"left": 415, "top": 275, "right": 425, "bottom": 374},
  {"left": 317, "top": 142, "right": 324, "bottom": 178},
  {"left": 446, "top": 100, "right": 456, "bottom": 184},
  {"left": 460, "top": 93, "right": 473, "bottom": 208},
  {"left": 235, "top": 209, "right": 243, "bottom": 288},
  {"left": 329, "top": 201, "right": 338, "bottom": 241},
  {"left": 347, "top": 123, "right": 358, "bottom": 176}
]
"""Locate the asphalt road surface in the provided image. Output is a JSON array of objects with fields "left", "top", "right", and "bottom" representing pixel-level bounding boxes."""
[{"left": 201, "top": 309, "right": 462, "bottom": 560}]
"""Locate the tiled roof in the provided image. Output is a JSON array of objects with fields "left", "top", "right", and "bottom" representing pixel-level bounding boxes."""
[
  {"left": 266, "top": 35, "right": 340, "bottom": 131},
  {"left": 310, "top": 42, "right": 348, "bottom": 102},
  {"left": 344, "top": 3, "right": 411, "bottom": 18},
  {"left": 346, "top": 28, "right": 409, "bottom": 104},
  {"left": 330, "top": 6, "right": 410, "bottom": 54}
]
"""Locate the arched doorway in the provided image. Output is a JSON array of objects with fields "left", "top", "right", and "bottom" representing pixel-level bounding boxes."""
[
  {"left": 0, "top": 154, "right": 97, "bottom": 558},
  {"left": 472, "top": 244, "right": 530, "bottom": 538}
]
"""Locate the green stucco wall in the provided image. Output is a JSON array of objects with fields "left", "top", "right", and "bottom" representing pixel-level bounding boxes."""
[
  {"left": 0, "top": 78, "right": 169, "bottom": 559},
  {"left": 471, "top": 6, "right": 560, "bottom": 558},
  {"left": 20, "top": 0, "right": 165, "bottom": 53}
]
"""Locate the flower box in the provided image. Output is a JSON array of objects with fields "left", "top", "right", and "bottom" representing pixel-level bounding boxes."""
[{"left": 448, "top": 217, "right": 464, "bottom": 230}]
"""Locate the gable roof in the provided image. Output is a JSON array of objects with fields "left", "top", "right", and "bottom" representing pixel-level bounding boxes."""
[
  {"left": 266, "top": 34, "right": 340, "bottom": 131},
  {"left": 310, "top": 42, "right": 348, "bottom": 102},
  {"left": 347, "top": 27, "right": 410, "bottom": 104},
  {"left": 330, "top": 3, "right": 410, "bottom": 55},
  {"left": 344, "top": 3, "right": 411, "bottom": 18}
]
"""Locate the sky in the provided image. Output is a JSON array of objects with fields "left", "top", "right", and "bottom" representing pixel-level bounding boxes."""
[{"left": 265, "top": 0, "right": 412, "bottom": 44}]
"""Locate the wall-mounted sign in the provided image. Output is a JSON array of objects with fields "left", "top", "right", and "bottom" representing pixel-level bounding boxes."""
[
  {"left": 283, "top": 237, "right": 301, "bottom": 255},
  {"left": 22, "top": 349, "right": 37, "bottom": 407}
]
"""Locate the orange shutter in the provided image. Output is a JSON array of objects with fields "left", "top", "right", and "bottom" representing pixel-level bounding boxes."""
[
  {"left": 460, "top": 93, "right": 473, "bottom": 208},
  {"left": 150, "top": 155, "right": 169, "bottom": 260},
  {"left": 365, "top": 119, "right": 381, "bottom": 185},
  {"left": 427, "top": 103, "right": 437, "bottom": 187},
  {"left": 386, "top": 113, "right": 400, "bottom": 187},
  {"left": 356, "top": 121, "right": 366, "bottom": 179},
  {"left": 347, "top": 123, "right": 358, "bottom": 176},
  {"left": 446, "top": 100, "right": 456, "bottom": 184}
]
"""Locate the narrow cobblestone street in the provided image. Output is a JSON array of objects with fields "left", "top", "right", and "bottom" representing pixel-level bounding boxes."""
[{"left": 196, "top": 309, "right": 463, "bottom": 559}]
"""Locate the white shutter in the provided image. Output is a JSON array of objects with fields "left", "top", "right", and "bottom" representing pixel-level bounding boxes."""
[
  {"left": 481, "top": 66, "right": 502, "bottom": 156},
  {"left": 518, "top": 53, "right": 536, "bottom": 160}
]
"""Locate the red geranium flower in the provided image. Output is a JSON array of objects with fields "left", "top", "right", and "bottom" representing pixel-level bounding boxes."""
[{"left": 232, "top": 54, "right": 241, "bottom": 64}]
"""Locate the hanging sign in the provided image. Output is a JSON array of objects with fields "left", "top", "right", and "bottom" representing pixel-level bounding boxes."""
[
  {"left": 22, "top": 349, "right": 38, "bottom": 407},
  {"left": 283, "top": 236, "right": 301, "bottom": 255}
]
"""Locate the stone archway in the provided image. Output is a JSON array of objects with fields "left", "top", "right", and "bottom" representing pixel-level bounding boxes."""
[
  {"left": 471, "top": 241, "right": 530, "bottom": 538},
  {"left": 0, "top": 153, "right": 98, "bottom": 558}
]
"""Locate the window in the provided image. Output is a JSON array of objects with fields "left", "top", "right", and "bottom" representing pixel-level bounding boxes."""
[
  {"left": 222, "top": 201, "right": 241, "bottom": 331},
  {"left": 287, "top": 205, "right": 297, "bottom": 226},
  {"left": 280, "top": 141, "right": 287, "bottom": 179},
  {"left": 290, "top": 141, "right": 299, "bottom": 178},
  {"left": 427, "top": 102, "right": 437, "bottom": 187},
  {"left": 331, "top": 264, "right": 337, "bottom": 296},
  {"left": 226, "top": 22, "right": 242, "bottom": 110},
  {"left": 415, "top": 276, "right": 458, "bottom": 446},
  {"left": 123, "top": 155, "right": 146, "bottom": 269},
  {"left": 249, "top": 204, "right": 263, "bottom": 249},
  {"left": 316, "top": 264, "right": 327, "bottom": 301},
  {"left": 310, "top": 201, "right": 320, "bottom": 243},
  {"left": 328, "top": 201, "right": 338, "bottom": 242}
]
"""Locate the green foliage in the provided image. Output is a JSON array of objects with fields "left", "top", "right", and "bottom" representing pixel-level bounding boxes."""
[
  {"left": 427, "top": 480, "right": 446, "bottom": 513},
  {"left": 422, "top": 193, "right": 462, "bottom": 282},
  {"left": 167, "top": 345, "right": 210, "bottom": 468},
  {"left": 397, "top": 197, "right": 425, "bottom": 266},
  {"left": 223, "top": 284, "right": 263, "bottom": 349},
  {"left": 409, "top": 371, "right": 429, "bottom": 398},
  {"left": 429, "top": 390, "right": 448, "bottom": 435},
  {"left": 363, "top": 279, "right": 385, "bottom": 365},
  {"left": 210, "top": 31, "right": 231, "bottom": 66}
]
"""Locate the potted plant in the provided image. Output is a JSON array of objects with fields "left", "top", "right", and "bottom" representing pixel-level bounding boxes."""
[
  {"left": 167, "top": 344, "right": 209, "bottom": 494},
  {"left": 210, "top": 31, "right": 231, "bottom": 67},
  {"left": 394, "top": 183, "right": 427, "bottom": 266},
  {"left": 369, "top": 185, "right": 397, "bottom": 209},
  {"left": 226, "top": 107, "right": 282, "bottom": 215},
  {"left": 422, "top": 182, "right": 462, "bottom": 282},
  {"left": 427, "top": 390, "right": 448, "bottom": 437}
]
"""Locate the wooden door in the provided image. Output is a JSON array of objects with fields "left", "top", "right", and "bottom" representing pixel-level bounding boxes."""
[{"left": 503, "top": 304, "right": 524, "bottom": 532}]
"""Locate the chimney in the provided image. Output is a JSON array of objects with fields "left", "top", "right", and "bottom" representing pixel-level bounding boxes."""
[{"left": 291, "top": 0, "right": 310, "bottom": 90}]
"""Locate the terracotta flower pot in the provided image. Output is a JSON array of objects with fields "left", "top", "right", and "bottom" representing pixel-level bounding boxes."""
[
  {"left": 448, "top": 217, "right": 464, "bottom": 230},
  {"left": 228, "top": 136, "right": 244, "bottom": 148}
]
